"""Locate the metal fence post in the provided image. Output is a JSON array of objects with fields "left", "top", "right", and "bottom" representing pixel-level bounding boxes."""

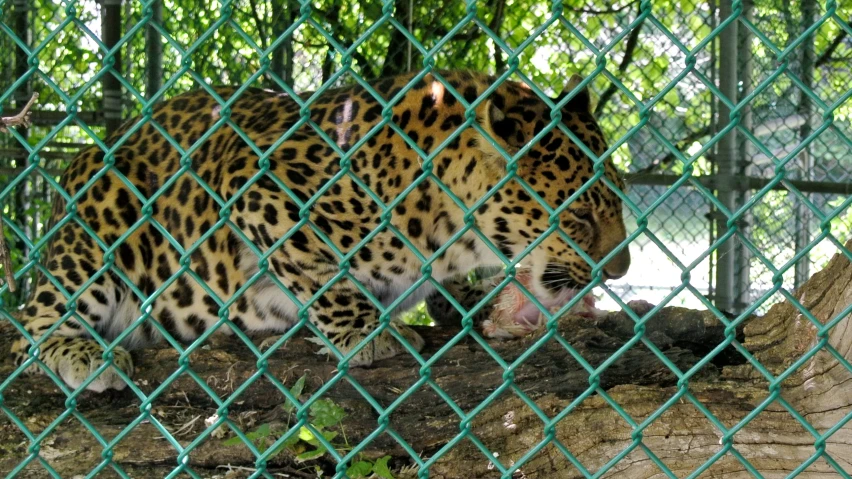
[
  {"left": 714, "top": 0, "right": 740, "bottom": 314},
  {"left": 794, "top": 0, "right": 817, "bottom": 290}
]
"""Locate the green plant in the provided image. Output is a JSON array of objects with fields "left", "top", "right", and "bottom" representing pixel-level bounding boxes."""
[{"left": 223, "top": 375, "right": 395, "bottom": 478}]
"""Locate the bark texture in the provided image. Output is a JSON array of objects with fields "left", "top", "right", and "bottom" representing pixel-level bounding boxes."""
[{"left": 2, "top": 242, "right": 852, "bottom": 477}]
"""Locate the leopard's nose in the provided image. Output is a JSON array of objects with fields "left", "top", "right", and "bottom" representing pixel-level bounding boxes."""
[{"left": 603, "top": 246, "right": 630, "bottom": 280}]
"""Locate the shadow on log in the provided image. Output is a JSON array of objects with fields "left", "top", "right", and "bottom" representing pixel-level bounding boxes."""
[{"left": 3, "top": 242, "right": 852, "bottom": 477}]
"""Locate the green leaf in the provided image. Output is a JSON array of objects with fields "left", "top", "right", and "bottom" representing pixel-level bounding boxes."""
[
  {"left": 268, "top": 432, "right": 301, "bottom": 457},
  {"left": 300, "top": 427, "right": 339, "bottom": 446},
  {"left": 687, "top": 14, "right": 711, "bottom": 39},
  {"left": 663, "top": 88, "right": 680, "bottom": 107},
  {"left": 298, "top": 425, "right": 316, "bottom": 443},
  {"left": 653, "top": 55, "right": 670, "bottom": 75},
  {"left": 362, "top": 0, "right": 383, "bottom": 20},
  {"left": 249, "top": 423, "right": 272, "bottom": 440},
  {"left": 346, "top": 460, "right": 374, "bottom": 478},
  {"left": 373, "top": 456, "right": 394, "bottom": 479},
  {"left": 309, "top": 398, "right": 346, "bottom": 428},
  {"left": 586, "top": 16, "right": 602, "bottom": 39},
  {"left": 283, "top": 432, "right": 301, "bottom": 447},
  {"left": 223, "top": 423, "right": 272, "bottom": 447},
  {"left": 222, "top": 435, "right": 245, "bottom": 447},
  {"left": 283, "top": 375, "right": 307, "bottom": 413},
  {"left": 295, "top": 447, "right": 327, "bottom": 463},
  {"left": 321, "top": 430, "right": 339, "bottom": 443}
]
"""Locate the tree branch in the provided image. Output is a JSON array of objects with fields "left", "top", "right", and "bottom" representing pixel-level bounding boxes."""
[
  {"left": 310, "top": 8, "right": 378, "bottom": 80},
  {"left": 380, "top": 0, "right": 412, "bottom": 77},
  {"left": 428, "top": 27, "right": 485, "bottom": 42},
  {"left": 247, "top": 0, "right": 269, "bottom": 51},
  {"left": 492, "top": 0, "right": 507, "bottom": 73},
  {"left": 594, "top": 16, "right": 645, "bottom": 116},
  {"left": 0, "top": 215, "right": 16, "bottom": 293},
  {"left": 566, "top": 0, "right": 639, "bottom": 15},
  {"left": 0, "top": 93, "right": 38, "bottom": 133},
  {"left": 815, "top": 17, "right": 851, "bottom": 68},
  {"left": 321, "top": 0, "right": 341, "bottom": 83},
  {"left": 459, "top": 0, "right": 506, "bottom": 59},
  {"left": 632, "top": 124, "right": 712, "bottom": 176}
]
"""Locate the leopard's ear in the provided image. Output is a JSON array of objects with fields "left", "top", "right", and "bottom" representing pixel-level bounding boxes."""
[
  {"left": 553, "top": 74, "right": 592, "bottom": 113},
  {"left": 473, "top": 99, "right": 521, "bottom": 163}
]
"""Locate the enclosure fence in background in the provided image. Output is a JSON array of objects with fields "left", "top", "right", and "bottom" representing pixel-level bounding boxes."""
[{"left": 1, "top": 0, "right": 852, "bottom": 478}]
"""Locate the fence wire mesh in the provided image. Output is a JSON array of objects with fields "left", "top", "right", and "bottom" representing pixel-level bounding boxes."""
[{"left": 1, "top": 0, "right": 852, "bottom": 477}]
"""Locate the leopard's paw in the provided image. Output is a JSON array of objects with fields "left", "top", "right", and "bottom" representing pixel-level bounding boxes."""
[
  {"left": 333, "top": 322, "right": 425, "bottom": 367},
  {"left": 33, "top": 337, "right": 134, "bottom": 392}
]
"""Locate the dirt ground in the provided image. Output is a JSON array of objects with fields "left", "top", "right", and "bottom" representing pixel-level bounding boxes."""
[{"left": 0, "top": 306, "right": 744, "bottom": 478}]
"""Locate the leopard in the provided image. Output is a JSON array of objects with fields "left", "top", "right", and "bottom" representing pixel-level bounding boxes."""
[{"left": 9, "top": 70, "right": 631, "bottom": 392}]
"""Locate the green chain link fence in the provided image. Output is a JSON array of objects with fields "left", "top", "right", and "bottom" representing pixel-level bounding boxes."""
[{"left": 1, "top": 0, "right": 852, "bottom": 477}]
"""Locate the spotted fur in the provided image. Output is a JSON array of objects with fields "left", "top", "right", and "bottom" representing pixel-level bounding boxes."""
[{"left": 11, "top": 70, "right": 630, "bottom": 391}]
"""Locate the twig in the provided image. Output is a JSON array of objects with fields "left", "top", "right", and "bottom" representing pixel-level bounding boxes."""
[
  {"left": 632, "top": 124, "right": 712, "bottom": 175},
  {"left": 216, "top": 464, "right": 313, "bottom": 478},
  {"left": 0, "top": 215, "right": 16, "bottom": 293},
  {"left": 1, "top": 93, "right": 39, "bottom": 133},
  {"left": 815, "top": 17, "right": 851, "bottom": 68},
  {"left": 170, "top": 414, "right": 202, "bottom": 438},
  {"left": 595, "top": 14, "right": 645, "bottom": 116}
]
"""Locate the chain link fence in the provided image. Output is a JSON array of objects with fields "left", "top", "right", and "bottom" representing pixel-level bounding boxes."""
[{"left": 1, "top": 0, "right": 852, "bottom": 477}]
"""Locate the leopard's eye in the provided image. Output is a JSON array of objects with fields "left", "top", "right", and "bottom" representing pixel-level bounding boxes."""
[{"left": 570, "top": 208, "right": 595, "bottom": 223}]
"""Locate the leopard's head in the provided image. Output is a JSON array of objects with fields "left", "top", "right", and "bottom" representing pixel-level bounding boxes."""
[{"left": 474, "top": 74, "right": 631, "bottom": 300}]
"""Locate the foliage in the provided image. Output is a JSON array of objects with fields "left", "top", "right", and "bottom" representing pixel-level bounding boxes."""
[
  {"left": 400, "top": 300, "right": 432, "bottom": 326},
  {"left": 223, "top": 374, "right": 395, "bottom": 477}
]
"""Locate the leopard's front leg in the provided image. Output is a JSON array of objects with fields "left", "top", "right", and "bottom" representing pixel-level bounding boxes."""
[{"left": 287, "top": 272, "right": 425, "bottom": 366}]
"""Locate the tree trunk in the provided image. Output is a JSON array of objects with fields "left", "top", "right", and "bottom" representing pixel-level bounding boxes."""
[
  {"left": 270, "top": 0, "right": 297, "bottom": 86},
  {"left": 100, "top": 0, "right": 123, "bottom": 134},
  {"left": 321, "top": 0, "right": 340, "bottom": 84},
  {"left": 145, "top": 0, "right": 163, "bottom": 100},
  {"left": 11, "top": 0, "right": 32, "bottom": 304},
  {"left": 380, "top": 0, "right": 411, "bottom": 78},
  {"left": 3, "top": 242, "right": 852, "bottom": 477}
]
